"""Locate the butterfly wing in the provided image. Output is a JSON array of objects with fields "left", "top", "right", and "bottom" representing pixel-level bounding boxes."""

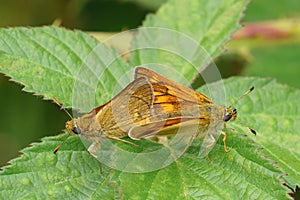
[
  {"left": 135, "top": 67, "right": 212, "bottom": 105},
  {"left": 131, "top": 67, "right": 220, "bottom": 139},
  {"left": 128, "top": 115, "right": 210, "bottom": 140},
  {"left": 98, "top": 77, "right": 154, "bottom": 137}
]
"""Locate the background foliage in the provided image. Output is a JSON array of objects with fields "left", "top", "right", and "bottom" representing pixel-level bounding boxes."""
[
  {"left": 0, "top": 0, "right": 299, "bottom": 199},
  {"left": 0, "top": 0, "right": 299, "bottom": 169}
]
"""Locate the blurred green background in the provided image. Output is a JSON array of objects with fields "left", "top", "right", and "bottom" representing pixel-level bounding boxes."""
[{"left": 0, "top": 0, "right": 299, "bottom": 166}]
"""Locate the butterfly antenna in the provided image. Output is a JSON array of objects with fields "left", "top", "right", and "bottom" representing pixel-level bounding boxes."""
[
  {"left": 230, "top": 86, "right": 254, "bottom": 107},
  {"left": 52, "top": 98, "right": 73, "bottom": 119},
  {"left": 235, "top": 118, "right": 257, "bottom": 135},
  {"left": 53, "top": 134, "right": 70, "bottom": 154},
  {"left": 229, "top": 87, "right": 256, "bottom": 135},
  {"left": 52, "top": 98, "right": 73, "bottom": 154}
]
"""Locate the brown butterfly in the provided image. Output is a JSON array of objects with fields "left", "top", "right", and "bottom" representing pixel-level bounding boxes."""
[
  {"left": 54, "top": 76, "right": 154, "bottom": 155},
  {"left": 128, "top": 67, "right": 255, "bottom": 160}
]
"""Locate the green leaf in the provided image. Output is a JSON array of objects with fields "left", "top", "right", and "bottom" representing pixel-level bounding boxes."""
[
  {"left": 1, "top": 0, "right": 295, "bottom": 199},
  {"left": 0, "top": 77, "right": 292, "bottom": 199},
  {"left": 242, "top": 44, "right": 300, "bottom": 88},
  {"left": 0, "top": 134, "right": 117, "bottom": 199},
  {"left": 200, "top": 76, "right": 300, "bottom": 190},
  {"left": 129, "top": 0, "right": 249, "bottom": 83},
  {"left": 0, "top": 26, "right": 131, "bottom": 110}
]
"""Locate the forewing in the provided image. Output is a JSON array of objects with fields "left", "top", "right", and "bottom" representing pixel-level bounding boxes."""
[
  {"left": 134, "top": 67, "right": 212, "bottom": 105},
  {"left": 99, "top": 77, "right": 154, "bottom": 137}
]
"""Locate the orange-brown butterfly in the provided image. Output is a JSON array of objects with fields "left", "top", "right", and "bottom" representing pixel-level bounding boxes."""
[
  {"left": 128, "top": 67, "right": 255, "bottom": 160},
  {"left": 54, "top": 76, "right": 155, "bottom": 156}
]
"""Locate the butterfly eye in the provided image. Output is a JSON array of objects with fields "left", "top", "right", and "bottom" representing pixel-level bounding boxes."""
[
  {"left": 223, "top": 114, "right": 232, "bottom": 122},
  {"left": 72, "top": 125, "right": 81, "bottom": 135},
  {"left": 223, "top": 107, "right": 237, "bottom": 122}
]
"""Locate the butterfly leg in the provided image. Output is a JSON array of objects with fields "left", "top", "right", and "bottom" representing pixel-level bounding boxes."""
[
  {"left": 157, "top": 136, "right": 169, "bottom": 146},
  {"left": 106, "top": 135, "right": 138, "bottom": 147},
  {"left": 179, "top": 135, "right": 195, "bottom": 158},
  {"left": 162, "top": 134, "right": 195, "bottom": 159},
  {"left": 169, "top": 134, "right": 189, "bottom": 146},
  {"left": 88, "top": 142, "right": 103, "bottom": 173},
  {"left": 205, "top": 134, "right": 216, "bottom": 162},
  {"left": 88, "top": 142, "right": 101, "bottom": 155},
  {"left": 221, "top": 131, "right": 231, "bottom": 153}
]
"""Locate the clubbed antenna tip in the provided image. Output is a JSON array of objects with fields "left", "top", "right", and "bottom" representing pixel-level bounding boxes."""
[{"left": 248, "top": 127, "right": 257, "bottom": 135}]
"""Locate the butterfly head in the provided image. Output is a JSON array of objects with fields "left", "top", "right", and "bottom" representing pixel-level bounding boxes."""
[
  {"left": 66, "top": 119, "right": 81, "bottom": 135},
  {"left": 223, "top": 106, "right": 237, "bottom": 122},
  {"left": 223, "top": 86, "right": 254, "bottom": 123}
]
